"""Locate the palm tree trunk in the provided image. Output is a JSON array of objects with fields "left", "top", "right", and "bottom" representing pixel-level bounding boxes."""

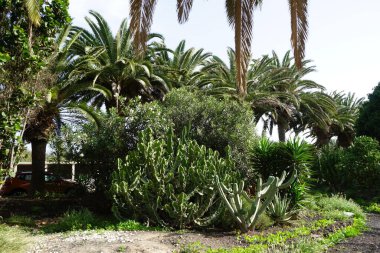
[
  {"left": 278, "top": 122, "right": 287, "bottom": 142},
  {"left": 30, "top": 139, "right": 46, "bottom": 195}
]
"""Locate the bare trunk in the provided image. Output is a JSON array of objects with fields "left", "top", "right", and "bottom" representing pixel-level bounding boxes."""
[
  {"left": 278, "top": 122, "right": 287, "bottom": 142},
  {"left": 30, "top": 139, "right": 46, "bottom": 195}
]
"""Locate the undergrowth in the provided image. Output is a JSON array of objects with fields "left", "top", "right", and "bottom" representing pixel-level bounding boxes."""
[{"left": 42, "top": 208, "right": 162, "bottom": 233}]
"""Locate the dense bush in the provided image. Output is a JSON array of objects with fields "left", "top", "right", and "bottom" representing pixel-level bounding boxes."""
[
  {"left": 56, "top": 101, "right": 169, "bottom": 192},
  {"left": 315, "top": 136, "right": 380, "bottom": 197},
  {"left": 56, "top": 89, "right": 256, "bottom": 192},
  {"left": 161, "top": 88, "right": 257, "bottom": 175},
  {"left": 356, "top": 83, "right": 380, "bottom": 142},
  {"left": 111, "top": 127, "right": 240, "bottom": 229},
  {"left": 251, "top": 138, "right": 314, "bottom": 205}
]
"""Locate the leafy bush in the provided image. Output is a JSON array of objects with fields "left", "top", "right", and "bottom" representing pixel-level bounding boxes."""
[
  {"left": 111, "top": 127, "right": 240, "bottom": 229},
  {"left": 251, "top": 138, "right": 314, "bottom": 206},
  {"left": 55, "top": 100, "right": 170, "bottom": 192},
  {"left": 161, "top": 88, "right": 257, "bottom": 176},
  {"left": 56, "top": 90, "right": 256, "bottom": 192},
  {"left": 315, "top": 136, "right": 380, "bottom": 196}
]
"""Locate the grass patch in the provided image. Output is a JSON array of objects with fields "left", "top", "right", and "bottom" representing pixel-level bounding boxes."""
[
  {"left": 0, "top": 224, "right": 31, "bottom": 253},
  {"left": 42, "top": 208, "right": 162, "bottom": 233}
]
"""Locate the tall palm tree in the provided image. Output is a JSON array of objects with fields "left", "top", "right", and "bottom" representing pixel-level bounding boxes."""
[
  {"left": 69, "top": 11, "right": 167, "bottom": 111},
  {"left": 23, "top": 26, "right": 109, "bottom": 194},
  {"left": 128, "top": 0, "right": 308, "bottom": 97}
]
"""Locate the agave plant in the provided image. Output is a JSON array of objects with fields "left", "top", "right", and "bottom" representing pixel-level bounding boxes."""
[{"left": 267, "top": 193, "right": 297, "bottom": 224}]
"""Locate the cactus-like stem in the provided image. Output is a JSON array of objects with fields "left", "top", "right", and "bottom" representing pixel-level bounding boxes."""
[{"left": 215, "top": 170, "right": 297, "bottom": 233}]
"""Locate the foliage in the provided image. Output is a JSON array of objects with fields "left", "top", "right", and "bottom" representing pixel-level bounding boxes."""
[
  {"left": 111, "top": 127, "right": 239, "bottom": 229},
  {"left": 69, "top": 11, "right": 166, "bottom": 110},
  {"left": 267, "top": 193, "right": 297, "bottom": 224},
  {"left": 251, "top": 138, "right": 314, "bottom": 206},
  {"left": 58, "top": 99, "right": 169, "bottom": 192},
  {"left": 365, "top": 203, "right": 380, "bottom": 214},
  {"left": 162, "top": 88, "right": 257, "bottom": 176},
  {"left": 315, "top": 136, "right": 380, "bottom": 196},
  {"left": 128, "top": 0, "right": 309, "bottom": 97},
  {"left": 5, "top": 215, "right": 35, "bottom": 227},
  {"left": 151, "top": 40, "right": 212, "bottom": 89},
  {"left": 356, "top": 82, "right": 380, "bottom": 142},
  {"left": 215, "top": 170, "right": 296, "bottom": 232},
  {"left": 0, "top": 88, "right": 35, "bottom": 170},
  {"left": 42, "top": 208, "right": 159, "bottom": 233},
  {"left": 316, "top": 195, "right": 365, "bottom": 219}
]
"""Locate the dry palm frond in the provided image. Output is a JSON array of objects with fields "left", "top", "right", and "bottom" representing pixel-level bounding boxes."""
[
  {"left": 177, "top": 0, "right": 194, "bottom": 23},
  {"left": 130, "top": 0, "right": 158, "bottom": 53}
]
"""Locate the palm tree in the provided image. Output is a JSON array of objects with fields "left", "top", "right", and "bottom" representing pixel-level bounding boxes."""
[
  {"left": 128, "top": 0, "right": 309, "bottom": 97},
  {"left": 151, "top": 40, "right": 213, "bottom": 89},
  {"left": 23, "top": 26, "right": 109, "bottom": 194},
  {"left": 259, "top": 51, "right": 334, "bottom": 142},
  {"left": 204, "top": 50, "right": 333, "bottom": 142},
  {"left": 311, "top": 92, "right": 363, "bottom": 147},
  {"left": 69, "top": 11, "right": 167, "bottom": 111}
]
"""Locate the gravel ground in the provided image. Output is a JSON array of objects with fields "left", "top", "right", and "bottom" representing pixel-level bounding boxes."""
[
  {"left": 328, "top": 213, "right": 380, "bottom": 253},
  {"left": 24, "top": 214, "right": 380, "bottom": 253},
  {"left": 26, "top": 230, "right": 240, "bottom": 253}
]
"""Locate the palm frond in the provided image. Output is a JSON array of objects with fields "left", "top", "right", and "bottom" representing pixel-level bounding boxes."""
[{"left": 130, "top": 0, "right": 158, "bottom": 52}]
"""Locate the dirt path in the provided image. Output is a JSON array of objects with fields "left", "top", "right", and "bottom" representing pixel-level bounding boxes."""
[
  {"left": 27, "top": 230, "right": 239, "bottom": 253},
  {"left": 328, "top": 213, "right": 380, "bottom": 253}
]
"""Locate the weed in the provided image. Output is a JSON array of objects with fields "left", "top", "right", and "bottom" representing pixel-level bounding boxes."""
[
  {"left": 365, "top": 203, "right": 380, "bottom": 214},
  {"left": 6, "top": 215, "right": 35, "bottom": 227},
  {"left": 0, "top": 224, "right": 30, "bottom": 252}
]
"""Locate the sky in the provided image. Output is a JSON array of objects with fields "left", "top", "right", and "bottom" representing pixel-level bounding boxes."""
[{"left": 69, "top": 0, "right": 380, "bottom": 100}]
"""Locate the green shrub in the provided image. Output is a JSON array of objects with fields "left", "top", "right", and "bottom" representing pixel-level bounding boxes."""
[
  {"left": 57, "top": 90, "right": 257, "bottom": 192},
  {"left": 314, "top": 144, "right": 345, "bottom": 192},
  {"left": 315, "top": 136, "right": 380, "bottom": 196},
  {"left": 44, "top": 209, "right": 100, "bottom": 232},
  {"left": 54, "top": 99, "right": 170, "bottom": 193},
  {"left": 365, "top": 203, "right": 380, "bottom": 214},
  {"left": 111, "top": 127, "right": 240, "bottom": 229},
  {"left": 316, "top": 195, "right": 365, "bottom": 219},
  {"left": 162, "top": 88, "right": 257, "bottom": 176},
  {"left": 251, "top": 138, "right": 314, "bottom": 206}
]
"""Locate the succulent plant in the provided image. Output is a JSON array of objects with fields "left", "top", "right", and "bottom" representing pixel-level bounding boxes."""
[{"left": 215, "top": 170, "right": 297, "bottom": 232}]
